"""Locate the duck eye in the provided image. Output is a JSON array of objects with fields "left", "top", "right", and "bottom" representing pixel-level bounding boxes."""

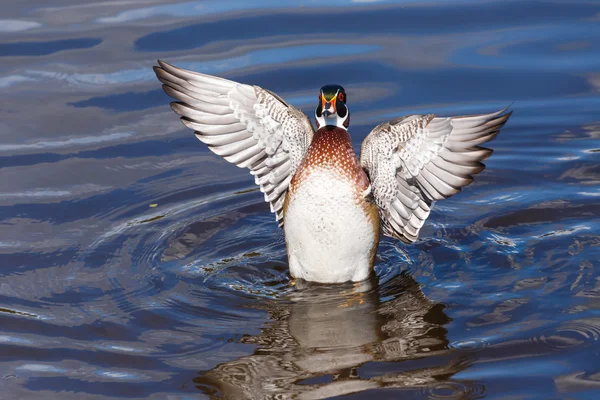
[{"left": 338, "top": 92, "right": 344, "bottom": 101}]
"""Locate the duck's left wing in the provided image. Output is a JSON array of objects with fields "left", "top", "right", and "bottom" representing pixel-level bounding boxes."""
[{"left": 360, "top": 108, "right": 511, "bottom": 243}]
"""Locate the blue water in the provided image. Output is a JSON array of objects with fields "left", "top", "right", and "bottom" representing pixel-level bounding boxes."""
[{"left": 1, "top": 1, "right": 600, "bottom": 399}]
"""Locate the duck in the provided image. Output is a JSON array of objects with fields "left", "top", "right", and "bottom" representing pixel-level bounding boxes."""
[{"left": 153, "top": 60, "right": 511, "bottom": 283}]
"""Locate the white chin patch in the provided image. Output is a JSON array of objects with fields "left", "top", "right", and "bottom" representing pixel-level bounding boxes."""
[{"left": 316, "top": 113, "right": 348, "bottom": 129}]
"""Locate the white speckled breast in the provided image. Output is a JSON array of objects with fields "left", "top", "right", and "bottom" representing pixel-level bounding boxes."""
[{"left": 283, "top": 127, "right": 379, "bottom": 283}]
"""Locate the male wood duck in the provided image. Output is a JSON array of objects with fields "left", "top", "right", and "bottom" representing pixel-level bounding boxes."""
[{"left": 154, "top": 61, "right": 511, "bottom": 283}]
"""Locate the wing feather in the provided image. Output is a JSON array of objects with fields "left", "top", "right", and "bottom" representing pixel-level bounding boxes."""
[
  {"left": 361, "top": 108, "right": 511, "bottom": 243},
  {"left": 195, "top": 130, "right": 252, "bottom": 146},
  {"left": 154, "top": 60, "right": 314, "bottom": 226}
]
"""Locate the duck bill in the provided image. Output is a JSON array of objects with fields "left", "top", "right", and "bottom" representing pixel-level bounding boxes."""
[{"left": 321, "top": 94, "right": 337, "bottom": 117}]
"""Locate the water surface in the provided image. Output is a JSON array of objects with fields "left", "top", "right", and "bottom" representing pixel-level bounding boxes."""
[{"left": 1, "top": 1, "right": 600, "bottom": 399}]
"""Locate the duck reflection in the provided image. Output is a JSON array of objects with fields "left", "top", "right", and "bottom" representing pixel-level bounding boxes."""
[{"left": 195, "top": 272, "right": 467, "bottom": 399}]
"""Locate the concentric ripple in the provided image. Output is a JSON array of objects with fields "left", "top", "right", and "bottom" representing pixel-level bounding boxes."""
[{"left": 531, "top": 319, "right": 600, "bottom": 352}]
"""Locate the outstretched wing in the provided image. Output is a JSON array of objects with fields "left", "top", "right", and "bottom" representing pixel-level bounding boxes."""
[
  {"left": 360, "top": 108, "right": 511, "bottom": 243},
  {"left": 154, "top": 60, "right": 314, "bottom": 226}
]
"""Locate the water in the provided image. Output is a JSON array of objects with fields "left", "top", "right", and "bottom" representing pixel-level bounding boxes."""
[{"left": 1, "top": 0, "right": 599, "bottom": 398}]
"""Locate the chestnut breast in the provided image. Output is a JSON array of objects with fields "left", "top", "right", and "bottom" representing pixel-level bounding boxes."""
[{"left": 290, "top": 126, "right": 370, "bottom": 195}]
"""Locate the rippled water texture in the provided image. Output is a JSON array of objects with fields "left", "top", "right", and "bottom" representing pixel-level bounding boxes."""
[{"left": 1, "top": 1, "right": 600, "bottom": 399}]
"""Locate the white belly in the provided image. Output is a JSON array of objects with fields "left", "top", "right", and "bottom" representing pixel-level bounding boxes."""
[{"left": 284, "top": 169, "right": 377, "bottom": 283}]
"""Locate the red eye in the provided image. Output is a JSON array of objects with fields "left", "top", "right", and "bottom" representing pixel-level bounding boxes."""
[{"left": 338, "top": 93, "right": 344, "bottom": 101}]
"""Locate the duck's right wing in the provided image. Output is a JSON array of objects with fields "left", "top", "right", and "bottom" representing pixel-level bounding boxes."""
[
  {"left": 360, "top": 109, "right": 511, "bottom": 243},
  {"left": 154, "top": 60, "right": 315, "bottom": 227}
]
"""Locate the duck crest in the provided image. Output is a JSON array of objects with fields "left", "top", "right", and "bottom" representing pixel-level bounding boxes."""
[{"left": 290, "top": 126, "right": 370, "bottom": 195}]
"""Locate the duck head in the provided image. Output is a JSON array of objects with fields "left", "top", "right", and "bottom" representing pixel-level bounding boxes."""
[{"left": 315, "top": 84, "right": 349, "bottom": 130}]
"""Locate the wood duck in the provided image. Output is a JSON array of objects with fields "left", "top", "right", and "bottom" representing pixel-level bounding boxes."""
[{"left": 154, "top": 61, "right": 511, "bottom": 283}]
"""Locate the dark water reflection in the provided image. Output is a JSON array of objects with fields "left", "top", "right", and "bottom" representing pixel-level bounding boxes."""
[
  {"left": 1, "top": 0, "right": 600, "bottom": 399},
  {"left": 195, "top": 274, "right": 464, "bottom": 399}
]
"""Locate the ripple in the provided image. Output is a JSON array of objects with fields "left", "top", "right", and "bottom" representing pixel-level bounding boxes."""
[
  {"left": 532, "top": 319, "right": 600, "bottom": 351},
  {"left": 426, "top": 380, "right": 486, "bottom": 399},
  {"left": 218, "top": 264, "right": 290, "bottom": 300},
  {"left": 0, "top": 19, "right": 41, "bottom": 32},
  {"left": 0, "top": 307, "right": 38, "bottom": 318},
  {"left": 81, "top": 178, "right": 289, "bottom": 345},
  {"left": 0, "top": 38, "right": 102, "bottom": 57},
  {"left": 17, "top": 364, "right": 66, "bottom": 373},
  {"left": 449, "top": 338, "right": 489, "bottom": 352},
  {"left": 555, "top": 371, "right": 600, "bottom": 392},
  {"left": 88, "top": 183, "right": 257, "bottom": 248}
]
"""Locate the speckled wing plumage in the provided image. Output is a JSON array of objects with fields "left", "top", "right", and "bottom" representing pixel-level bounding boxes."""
[
  {"left": 360, "top": 108, "right": 511, "bottom": 243},
  {"left": 154, "top": 60, "right": 314, "bottom": 226}
]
